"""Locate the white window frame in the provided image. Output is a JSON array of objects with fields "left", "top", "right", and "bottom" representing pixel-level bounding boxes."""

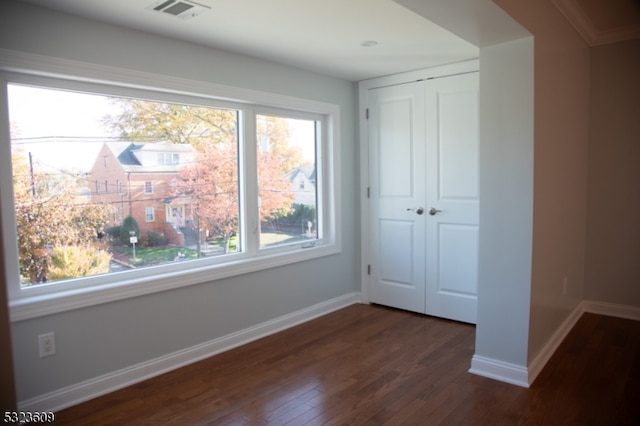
[
  {"left": 0, "top": 51, "right": 341, "bottom": 322},
  {"left": 254, "top": 107, "right": 324, "bottom": 252},
  {"left": 145, "top": 207, "right": 155, "bottom": 223}
]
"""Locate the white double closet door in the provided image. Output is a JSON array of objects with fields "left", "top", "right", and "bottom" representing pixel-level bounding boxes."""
[{"left": 368, "top": 72, "right": 479, "bottom": 324}]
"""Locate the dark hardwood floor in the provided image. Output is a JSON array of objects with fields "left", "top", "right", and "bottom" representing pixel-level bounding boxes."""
[{"left": 56, "top": 304, "right": 640, "bottom": 425}]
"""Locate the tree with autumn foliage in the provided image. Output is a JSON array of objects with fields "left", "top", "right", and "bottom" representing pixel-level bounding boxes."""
[
  {"left": 176, "top": 144, "right": 239, "bottom": 252},
  {"left": 256, "top": 114, "right": 300, "bottom": 223},
  {"left": 103, "top": 100, "right": 237, "bottom": 150},
  {"left": 104, "top": 99, "right": 301, "bottom": 252},
  {"left": 12, "top": 149, "right": 111, "bottom": 284}
]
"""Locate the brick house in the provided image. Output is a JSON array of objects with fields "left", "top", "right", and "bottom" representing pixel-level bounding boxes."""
[{"left": 89, "top": 142, "right": 196, "bottom": 245}]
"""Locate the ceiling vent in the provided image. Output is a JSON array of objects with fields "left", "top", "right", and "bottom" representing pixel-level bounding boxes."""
[{"left": 147, "top": 0, "right": 211, "bottom": 19}]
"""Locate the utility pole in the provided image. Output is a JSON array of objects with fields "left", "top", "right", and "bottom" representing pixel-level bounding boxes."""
[
  {"left": 29, "top": 152, "right": 36, "bottom": 197},
  {"left": 196, "top": 165, "right": 201, "bottom": 257},
  {"left": 127, "top": 172, "right": 132, "bottom": 216}
]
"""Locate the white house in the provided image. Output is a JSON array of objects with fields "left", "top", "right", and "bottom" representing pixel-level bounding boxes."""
[{"left": 287, "top": 166, "right": 316, "bottom": 206}]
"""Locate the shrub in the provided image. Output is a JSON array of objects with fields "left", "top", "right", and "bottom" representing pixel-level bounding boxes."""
[
  {"left": 104, "top": 225, "right": 121, "bottom": 239},
  {"left": 146, "top": 231, "right": 168, "bottom": 247},
  {"left": 48, "top": 246, "right": 111, "bottom": 280},
  {"left": 278, "top": 203, "right": 316, "bottom": 225},
  {"left": 119, "top": 215, "right": 140, "bottom": 246}
]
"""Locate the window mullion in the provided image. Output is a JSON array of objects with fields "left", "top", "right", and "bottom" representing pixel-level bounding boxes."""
[{"left": 239, "top": 108, "right": 259, "bottom": 255}]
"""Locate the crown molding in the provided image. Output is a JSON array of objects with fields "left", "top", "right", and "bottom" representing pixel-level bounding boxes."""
[{"left": 554, "top": 0, "right": 640, "bottom": 46}]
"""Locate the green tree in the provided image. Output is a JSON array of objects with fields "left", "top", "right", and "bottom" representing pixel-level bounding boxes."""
[{"left": 119, "top": 215, "right": 140, "bottom": 246}]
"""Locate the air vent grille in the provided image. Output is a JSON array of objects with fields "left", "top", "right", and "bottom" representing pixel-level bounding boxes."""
[{"left": 147, "top": 0, "right": 210, "bottom": 19}]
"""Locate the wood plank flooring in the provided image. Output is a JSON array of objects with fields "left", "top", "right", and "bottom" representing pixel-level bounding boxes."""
[{"left": 56, "top": 304, "right": 640, "bottom": 425}]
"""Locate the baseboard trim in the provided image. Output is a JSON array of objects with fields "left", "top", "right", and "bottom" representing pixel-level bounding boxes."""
[
  {"left": 468, "top": 355, "right": 529, "bottom": 388},
  {"left": 18, "top": 292, "right": 361, "bottom": 412},
  {"left": 471, "top": 300, "right": 640, "bottom": 388},
  {"left": 526, "top": 301, "right": 585, "bottom": 386},
  {"left": 582, "top": 300, "right": 640, "bottom": 321}
]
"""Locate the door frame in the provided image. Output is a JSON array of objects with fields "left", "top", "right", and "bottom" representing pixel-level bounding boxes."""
[{"left": 358, "top": 59, "right": 479, "bottom": 304}]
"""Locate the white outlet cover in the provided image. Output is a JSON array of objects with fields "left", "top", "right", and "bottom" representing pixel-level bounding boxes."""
[{"left": 38, "top": 332, "right": 56, "bottom": 358}]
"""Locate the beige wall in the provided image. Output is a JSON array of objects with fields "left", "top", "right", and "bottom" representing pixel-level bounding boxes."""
[
  {"left": 585, "top": 39, "right": 640, "bottom": 306},
  {"left": 494, "top": 0, "right": 591, "bottom": 361}
]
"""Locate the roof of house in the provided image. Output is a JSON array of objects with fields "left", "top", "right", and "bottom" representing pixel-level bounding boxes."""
[
  {"left": 103, "top": 142, "right": 195, "bottom": 173},
  {"left": 287, "top": 166, "right": 316, "bottom": 183}
]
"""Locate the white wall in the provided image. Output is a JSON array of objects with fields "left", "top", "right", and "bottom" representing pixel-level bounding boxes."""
[
  {"left": 494, "top": 0, "right": 591, "bottom": 366},
  {"left": 475, "top": 37, "right": 534, "bottom": 368},
  {"left": 0, "top": 0, "right": 359, "bottom": 405}
]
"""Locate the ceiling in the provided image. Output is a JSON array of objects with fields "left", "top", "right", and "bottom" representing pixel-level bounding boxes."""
[
  {"left": 17, "top": 0, "right": 480, "bottom": 82},
  {"left": 17, "top": 0, "right": 640, "bottom": 82}
]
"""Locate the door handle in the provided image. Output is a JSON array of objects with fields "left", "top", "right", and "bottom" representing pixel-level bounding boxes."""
[
  {"left": 428, "top": 207, "right": 442, "bottom": 216},
  {"left": 406, "top": 207, "right": 425, "bottom": 215}
]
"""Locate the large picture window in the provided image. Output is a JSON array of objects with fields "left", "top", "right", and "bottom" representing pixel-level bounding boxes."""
[
  {"left": 1, "top": 70, "right": 339, "bottom": 319},
  {"left": 8, "top": 84, "right": 242, "bottom": 286}
]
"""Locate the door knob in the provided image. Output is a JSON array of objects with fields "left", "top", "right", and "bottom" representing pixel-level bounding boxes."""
[
  {"left": 428, "top": 207, "right": 442, "bottom": 216},
  {"left": 406, "top": 207, "right": 425, "bottom": 215}
]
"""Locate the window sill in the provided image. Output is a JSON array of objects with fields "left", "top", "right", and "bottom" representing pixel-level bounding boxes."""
[{"left": 8, "top": 243, "right": 339, "bottom": 322}]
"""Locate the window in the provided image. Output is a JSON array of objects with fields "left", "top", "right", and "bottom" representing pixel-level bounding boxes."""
[
  {"left": 158, "top": 153, "right": 180, "bottom": 166},
  {"left": 145, "top": 207, "right": 155, "bottom": 222},
  {"left": 256, "top": 113, "right": 318, "bottom": 248},
  {"left": 1, "top": 67, "right": 339, "bottom": 319}
]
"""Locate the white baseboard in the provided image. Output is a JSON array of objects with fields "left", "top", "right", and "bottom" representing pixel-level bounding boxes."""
[
  {"left": 19, "top": 292, "right": 361, "bottom": 412},
  {"left": 467, "top": 304, "right": 584, "bottom": 389},
  {"left": 470, "top": 300, "right": 640, "bottom": 388},
  {"left": 582, "top": 300, "right": 640, "bottom": 321},
  {"left": 468, "top": 355, "right": 529, "bottom": 388},
  {"left": 526, "top": 301, "right": 585, "bottom": 385}
]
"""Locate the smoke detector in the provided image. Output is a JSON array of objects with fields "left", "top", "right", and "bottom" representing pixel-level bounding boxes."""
[{"left": 147, "top": 0, "right": 211, "bottom": 19}]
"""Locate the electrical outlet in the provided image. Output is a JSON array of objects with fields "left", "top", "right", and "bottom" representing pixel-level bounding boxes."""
[{"left": 38, "top": 332, "right": 56, "bottom": 358}]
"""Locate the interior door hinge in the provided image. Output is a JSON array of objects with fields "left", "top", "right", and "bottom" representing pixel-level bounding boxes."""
[
  {"left": 367, "top": 187, "right": 370, "bottom": 198},
  {"left": 366, "top": 108, "right": 369, "bottom": 120},
  {"left": 367, "top": 264, "right": 371, "bottom": 275}
]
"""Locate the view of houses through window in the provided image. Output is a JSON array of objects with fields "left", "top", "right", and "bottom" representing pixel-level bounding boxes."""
[{"left": 8, "top": 83, "right": 319, "bottom": 287}]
